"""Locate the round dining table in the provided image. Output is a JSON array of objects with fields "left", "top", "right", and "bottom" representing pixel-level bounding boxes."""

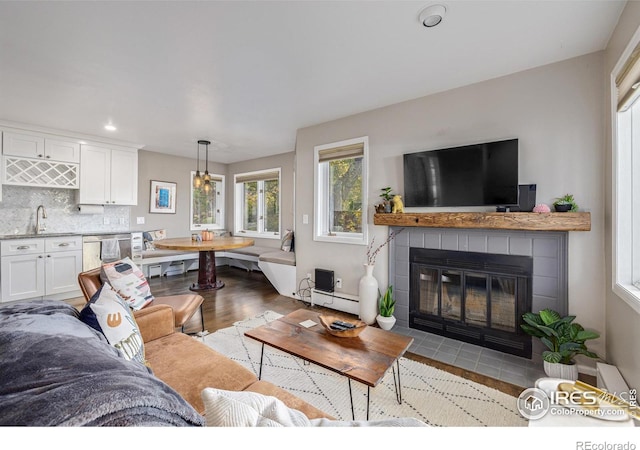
[{"left": 153, "top": 236, "right": 254, "bottom": 291}]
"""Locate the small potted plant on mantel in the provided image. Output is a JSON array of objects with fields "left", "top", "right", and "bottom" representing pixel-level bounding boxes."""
[
  {"left": 520, "top": 309, "right": 600, "bottom": 381},
  {"left": 376, "top": 285, "right": 396, "bottom": 330},
  {"left": 553, "top": 194, "right": 579, "bottom": 212},
  {"left": 379, "top": 187, "right": 394, "bottom": 213}
]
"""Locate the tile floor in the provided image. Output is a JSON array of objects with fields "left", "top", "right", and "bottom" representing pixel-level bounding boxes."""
[{"left": 394, "top": 325, "right": 547, "bottom": 389}]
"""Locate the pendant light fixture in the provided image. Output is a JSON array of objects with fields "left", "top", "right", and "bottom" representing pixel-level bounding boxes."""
[
  {"left": 202, "top": 140, "right": 212, "bottom": 194},
  {"left": 194, "top": 139, "right": 212, "bottom": 192},
  {"left": 193, "top": 140, "right": 205, "bottom": 188}
]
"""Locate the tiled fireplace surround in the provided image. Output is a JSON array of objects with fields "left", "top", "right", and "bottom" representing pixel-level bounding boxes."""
[{"left": 388, "top": 226, "right": 568, "bottom": 388}]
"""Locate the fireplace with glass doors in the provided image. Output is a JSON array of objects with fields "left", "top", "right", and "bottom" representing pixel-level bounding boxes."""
[{"left": 409, "top": 248, "right": 533, "bottom": 358}]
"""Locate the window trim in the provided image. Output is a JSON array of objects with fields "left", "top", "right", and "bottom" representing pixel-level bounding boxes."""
[
  {"left": 612, "top": 25, "right": 640, "bottom": 314},
  {"left": 233, "top": 167, "right": 281, "bottom": 240},
  {"left": 313, "top": 136, "right": 369, "bottom": 246},
  {"left": 190, "top": 171, "right": 225, "bottom": 231}
]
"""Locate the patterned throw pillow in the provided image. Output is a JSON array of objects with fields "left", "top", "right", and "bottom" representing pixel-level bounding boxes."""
[
  {"left": 280, "top": 230, "right": 294, "bottom": 252},
  {"left": 143, "top": 231, "right": 155, "bottom": 250},
  {"left": 152, "top": 229, "right": 167, "bottom": 241},
  {"left": 79, "top": 283, "right": 146, "bottom": 364},
  {"left": 100, "top": 257, "right": 154, "bottom": 311},
  {"left": 142, "top": 229, "right": 167, "bottom": 251}
]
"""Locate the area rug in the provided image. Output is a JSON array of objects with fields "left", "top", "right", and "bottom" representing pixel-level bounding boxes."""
[{"left": 201, "top": 310, "right": 528, "bottom": 427}]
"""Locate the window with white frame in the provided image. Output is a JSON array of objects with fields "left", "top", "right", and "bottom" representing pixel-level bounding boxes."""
[
  {"left": 190, "top": 171, "right": 224, "bottom": 231},
  {"left": 314, "top": 136, "right": 368, "bottom": 245},
  {"left": 613, "top": 34, "right": 640, "bottom": 313},
  {"left": 234, "top": 168, "right": 280, "bottom": 238}
]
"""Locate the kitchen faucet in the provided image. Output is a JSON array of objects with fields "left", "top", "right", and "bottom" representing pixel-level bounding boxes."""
[{"left": 36, "top": 205, "right": 47, "bottom": 234}]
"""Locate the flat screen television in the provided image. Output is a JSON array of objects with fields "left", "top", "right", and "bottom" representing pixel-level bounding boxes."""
[{"left": 403, "top": 138, "right": 518, "bottom": 207}]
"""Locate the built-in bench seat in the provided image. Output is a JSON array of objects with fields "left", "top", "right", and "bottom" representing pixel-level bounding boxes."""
[
  {"left": 221, "top": 246, "right": 296, "bottom": 298},
  {"left": 224, "top": 245, "right": 276, "bottom": 271}
]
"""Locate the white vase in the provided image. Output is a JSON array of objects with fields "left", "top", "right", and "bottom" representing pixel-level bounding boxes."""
[
  {"left": 543, "top": 360, "right": 579, "bottom": 381},
  {"left": 376, "top": 314, "right": 396, "bottom": 331},
  {"left": 358, "top": 264, "right": 379, "bottom": 325}
]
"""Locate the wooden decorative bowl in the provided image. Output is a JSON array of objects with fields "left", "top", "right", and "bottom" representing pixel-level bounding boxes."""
[{"left": 318, "top": 314, "right": 367, "bottom": 338}]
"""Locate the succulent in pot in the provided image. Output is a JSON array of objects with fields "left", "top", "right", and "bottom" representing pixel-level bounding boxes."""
[
  {"left": 376, "top": 285, "right": 396, "bottom": 330},
  {"left": 552, "top": 194, "right": 578, "bottom": 212}
]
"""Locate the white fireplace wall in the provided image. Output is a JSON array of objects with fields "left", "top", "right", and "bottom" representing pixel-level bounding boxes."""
[{"left": 389, "top": 226, "right": 567, "bottom": 360}]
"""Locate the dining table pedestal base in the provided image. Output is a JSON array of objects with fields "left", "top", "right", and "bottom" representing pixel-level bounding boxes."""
[
  {"left": 152, "top": 236, "right": 254, "bottom": 292},
  {"left": 190, "top": 250, "right": 225, "bottom": 292}
]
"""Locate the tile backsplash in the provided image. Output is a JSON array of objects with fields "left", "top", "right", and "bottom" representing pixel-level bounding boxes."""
[{"left": 0, "top": 186, "right": 130, "bottom": 235}]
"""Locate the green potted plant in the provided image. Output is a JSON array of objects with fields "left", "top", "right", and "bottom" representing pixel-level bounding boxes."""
[
  {"left": 553, "top": 194, "right": 578, "bottom": 212},
  {"left": 376, "top": 285, "right": 396, "bottom": 330},
  {"left": 379, "top": 187, "right": 394, "bottom": 213},
  {"left": 521, "top": 309, "right": 599, "bottom": 380}
]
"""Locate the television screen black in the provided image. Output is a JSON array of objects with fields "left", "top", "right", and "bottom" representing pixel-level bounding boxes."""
[{"left": 403, "top": 139, "right": 518, "bottom": 207}]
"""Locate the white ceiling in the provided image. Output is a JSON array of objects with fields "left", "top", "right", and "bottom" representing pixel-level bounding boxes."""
[{"left": 0, "top": 1, "right": 626, "bottom": 164}]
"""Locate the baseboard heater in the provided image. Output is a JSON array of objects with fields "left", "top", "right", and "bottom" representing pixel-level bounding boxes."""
[
  {"left": 596, "top": 363, "right": 630, "bottom": 394},
  {"left": 309, "top": 289, "right": 359, "bottom": 316}
]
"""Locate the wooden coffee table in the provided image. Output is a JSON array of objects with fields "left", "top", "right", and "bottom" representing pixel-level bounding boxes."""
[{"left": 244, "top": 309, "right": 414, "bottom": 420}]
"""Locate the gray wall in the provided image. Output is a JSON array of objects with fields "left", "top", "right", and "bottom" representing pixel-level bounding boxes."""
[
  {"left": 295, "top": 52, "right": 607, "bottom": 361},
  {"left": 130, "top": 149, "right": 226, "bottom": 237},
  {"left": 603, "top": 1, "right": 640, "bottom": 389}
]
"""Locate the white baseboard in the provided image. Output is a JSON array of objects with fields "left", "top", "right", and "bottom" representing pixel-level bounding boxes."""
[{"left": 308, "top": 289, "right": 359, "bottom": 316}]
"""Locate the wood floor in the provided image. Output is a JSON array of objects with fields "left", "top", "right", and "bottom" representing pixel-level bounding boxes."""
[{"left": 68, "top": 266, "right": 526, "bottom": 397}]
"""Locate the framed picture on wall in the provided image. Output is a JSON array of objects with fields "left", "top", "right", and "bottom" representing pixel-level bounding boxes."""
[{"left": 150, "top": 180, "right": 176, "bottom": 214}]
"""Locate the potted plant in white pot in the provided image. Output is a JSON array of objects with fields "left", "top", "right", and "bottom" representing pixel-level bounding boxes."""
[
  {"left": 521, "top": 309, "right": 600, "bottom": 380},
  {"left": 376, "top": 285, "right": 396, "bottom": 330}
]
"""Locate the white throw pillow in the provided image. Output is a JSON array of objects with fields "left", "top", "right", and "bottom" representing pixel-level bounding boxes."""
[
  {"left": 79, "top": 283, "right": 146, "bottom": 365},
  {"left": 201, "top": 388, "right": 311, "bottom": 427},
  {"left": 201, "top": 388, "right": 428, "bottom": 427},
  {"left": 280, "top": 229, "right": 294, "bottom": 252}
]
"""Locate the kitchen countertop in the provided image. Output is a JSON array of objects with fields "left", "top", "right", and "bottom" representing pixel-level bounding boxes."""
[{"left": 0, "top": 231, "right": 135, "bottom": 240}]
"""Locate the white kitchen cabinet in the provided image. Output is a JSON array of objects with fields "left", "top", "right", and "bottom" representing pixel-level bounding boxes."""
[
  {"left": 0, "top": 236, "right": 82, "bottom": 303},
  {"left": 2, "top": 130, "right": 81, "bottom": 189},
  {"left": 45, "top": 250, "right": 83, "bottom": 296},
  {"left": 2, "top": 131, "right": 80, "bottom": 163},
  {"left": 78, "top": 144, "right": 138, "bottom": 205},
  {"left": 0, "top": 252, "right": 46, "bottom": 302}
]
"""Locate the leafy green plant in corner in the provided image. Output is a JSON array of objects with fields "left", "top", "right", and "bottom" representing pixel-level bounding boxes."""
[
  {"left": 553, "top": 193, "right": 579, "bottom": 212},
  {"left": 379, "top": 285, "right": 395, "bottom": 318},
  {"left": 520, "top": 309, "right": 599, "bottom": 364}
]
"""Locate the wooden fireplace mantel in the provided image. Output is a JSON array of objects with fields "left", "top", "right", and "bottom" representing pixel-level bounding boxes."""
[{"left": 373, "top": 212, "right": 591, "bottom": 232}]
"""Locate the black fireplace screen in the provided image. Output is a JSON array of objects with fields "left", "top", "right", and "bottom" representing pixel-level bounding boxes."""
[{"left": 410, "top": 248, "right": 532, "bottom": 358}]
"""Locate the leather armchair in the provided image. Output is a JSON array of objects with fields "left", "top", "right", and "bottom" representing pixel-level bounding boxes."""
[{"left": 77, "top": 268, "right": 205, "bottom": 333}]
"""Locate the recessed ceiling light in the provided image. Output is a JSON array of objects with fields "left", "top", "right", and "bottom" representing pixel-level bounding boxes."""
[
  {"left": 104, "top": 124, "right": 117, "bottom": 131},
  {"left": 419, "top": 4, "right": 446, "bottom": 28}
]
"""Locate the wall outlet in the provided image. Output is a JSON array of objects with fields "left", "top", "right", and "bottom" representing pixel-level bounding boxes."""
[
  {"left": 307, "top": 272, "right": 312, "bottom": 280},
  {"left": 119, "top": 217, "right": 125, "bottom": 224},
  {"left": 137, "top": 216, "right": 145, "bottom": 225},
  {"left": 335, "top": 278, "right": 342, "bottom": 289},
  {"left": 103, "top": 217, "right": 110, "bottom": 225}
]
